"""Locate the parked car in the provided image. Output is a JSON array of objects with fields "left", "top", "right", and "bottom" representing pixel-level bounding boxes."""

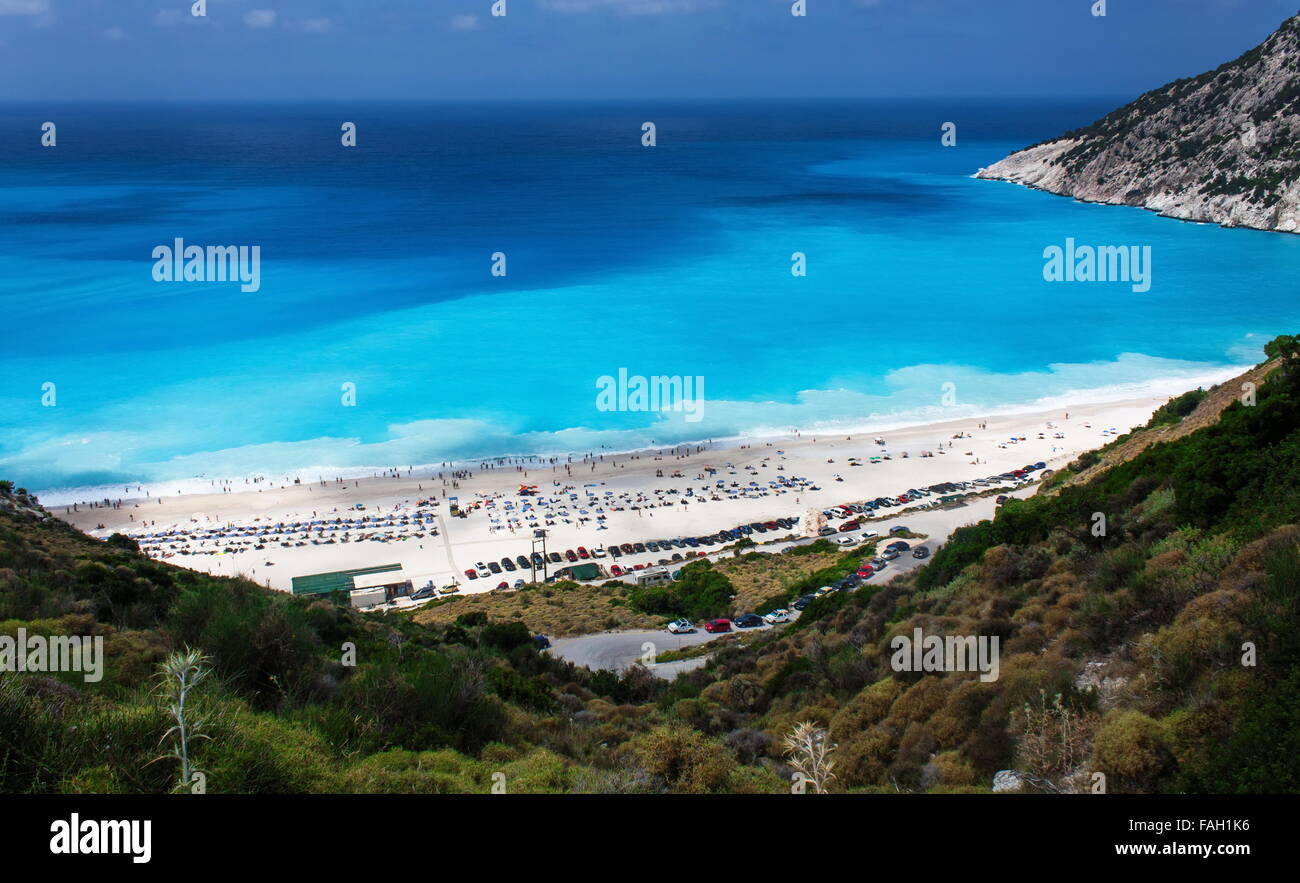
[
  {"left": 890, "top": 526, "right": 910, "bottom": 535},
  {"left": 608, "top": 545, "right": 622, "bottom": 558},
  {"left": 565, "top": 549, "right": 578, "bottom": 562},
  {"left": 411, "top": 585, "right": 436, "bottom": 600},
  {"left": 465, "top": 569, "right": 479, "bottom": 580},
  {"left": 763, "top": 608, "right": 792, "bottom": 624},
  {"left": 703, "top": 618, "right": 732, "bottom": 633},
  {"left": 887, "top": 541, "right": 911, "bottom": 552},
  {"left": 833, "top": 535, "right": 856, "bottom": 546},
  {"left": 513, "top": 578, "right": 526, "bottom": 588},
  {"left": 577, "top": 546, "right": 590, "bottom": 559},
  {"left": 881, "top": 549, "right": 900, "bottom": 560},
  {"left": 533, "top": 634, "right": 551, "bottom": 650},
  {"left": 913, "top": 546, "right": 931, "bottom": 559},
  {"left": 818, "top": 526, "right": 837, "bottom": 536},
  {"left": 610, "top": 564, "right": 624, "bottom": 576},
  {"left": 735, "top": 613, "right": 765, "bottom": 629},
  {"left": 475, "top": 562, "right": 491, "bottom": 578},
  {"left": 501, "top": 558, "right": 516, "bottom": 571},
  {"left": 667, "top": 618, "right": 695, "bottom": 634},
  {"left": 791, "top": 594, "right": 816, "bottom": 611},
  {"left": 515, "top": 555, "right": 531, "bottom": 568}
]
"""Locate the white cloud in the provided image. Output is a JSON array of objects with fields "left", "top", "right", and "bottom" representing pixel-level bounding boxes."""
[
  {"left": 0, "top": 0, "right": 49, "bottom": 16},
  {"left": 450, "top": 14, "right": 479, "bottom": 30},
  {"left": 103, "top": 26, "right": 127, "bottom": 41},
  {"left": 301, "top": 17, "right": 332, "bottom": 33},
  {"left": 243, "top": 9, "right": 276, "bottom": 29}
]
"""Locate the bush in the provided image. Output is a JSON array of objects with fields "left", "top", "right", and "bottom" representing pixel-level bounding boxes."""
[
  {"left": 1091, "top": 710, "right": 1172, "bottom": 792},
  {"left": 480, "top": 621, "right": 533, "bottom": 652},
  {"left": 625, "top": 724, "right": 735, "bottom": 793}
]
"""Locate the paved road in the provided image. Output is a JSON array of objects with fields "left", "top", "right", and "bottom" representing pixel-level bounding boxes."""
[
  {"left": 549, "top": 488, "right": 1042, "bottom": 677},
  {"left": 550, "top": 625, "right": 771, "bottom": 678},
  {"left": 583, "top": 483, "right": 1037, "bottom": 580}
]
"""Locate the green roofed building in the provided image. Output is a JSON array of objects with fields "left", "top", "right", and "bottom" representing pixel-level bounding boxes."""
[
  {"left": 566, "top": 562, "right": 602, "bottom": 581},
  {"left": 291, "top": 564, "right": 403, "bottom": 596}
]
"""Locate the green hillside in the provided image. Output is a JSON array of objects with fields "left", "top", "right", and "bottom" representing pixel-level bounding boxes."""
[{"left": 2, "top": 335, "right": 1299, "bottom": 793}]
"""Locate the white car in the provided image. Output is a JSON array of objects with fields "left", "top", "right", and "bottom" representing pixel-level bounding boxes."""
[
  {"left": 475, "top": 562, "right": 491, "bottom": 578},
  {"left": 815, "top": 585, "right": 836, "bottom": 596},
  {"left": 763, "top": 608, "right": 792, "bottom": 624},
  {"left": 861, "top": 530, "right": 879, "bottom": 540},
  {"left": 833, "top": 535, "right": 856, "bottom": 546},
  {"left": 667, "top": 618, "right": 695, "bottom": 634},
  {"left": 592, "top": 547, "right": 607, "bottom": 558}
]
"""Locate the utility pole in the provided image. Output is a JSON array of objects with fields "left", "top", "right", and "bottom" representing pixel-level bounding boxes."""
[{"left": 531, "top": 528, "right": 548, "bottom": 583}]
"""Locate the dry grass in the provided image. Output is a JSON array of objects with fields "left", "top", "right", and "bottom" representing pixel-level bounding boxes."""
[
  {"left": 410, "top": 581, "right": 663, "bottom": 637},
  {"left": 714, "top": 547, "right": 845, "bottom": 612}
]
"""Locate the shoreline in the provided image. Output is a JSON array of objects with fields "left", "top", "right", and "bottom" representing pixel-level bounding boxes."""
[
  {"left": 57, "top": 393, "right": 1187, "bottom": 594},
  {"left": 35, "top": 364, "right": 1245, "bottom": 508}
]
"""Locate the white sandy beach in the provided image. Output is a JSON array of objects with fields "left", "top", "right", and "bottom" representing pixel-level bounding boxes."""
[{"left": 57, "top": 396, "right": 1165, "bottom": 594}]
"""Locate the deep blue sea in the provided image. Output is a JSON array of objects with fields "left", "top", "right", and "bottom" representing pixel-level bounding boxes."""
[{"left": 2, "top": 100, "right": 1297, "bottom": 499}]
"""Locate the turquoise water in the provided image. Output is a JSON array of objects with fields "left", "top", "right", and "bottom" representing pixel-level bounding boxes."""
[{"left": 2, "top": 100, "right": 1296, "bottom": 497}]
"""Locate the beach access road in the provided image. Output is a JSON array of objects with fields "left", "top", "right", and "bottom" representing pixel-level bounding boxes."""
[
  {"left": 550, "top": 489, "right": 1039, "bottom": 678},
  {"left": 550, "top": 625, "right": 767, "bottom": 679}
]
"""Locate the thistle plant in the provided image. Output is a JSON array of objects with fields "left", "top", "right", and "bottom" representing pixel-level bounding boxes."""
[
  {"left": 155, "top": 647, "right": 212, "bottom": 793},
  {"left": 1014, "top": 690, "right": 1097, "bottom": 794},
  {"left": 784, "top": 721, "right": 836, "bottom": 793}
]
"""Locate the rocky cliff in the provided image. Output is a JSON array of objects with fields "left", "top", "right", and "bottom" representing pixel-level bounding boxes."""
[{"left": 977, "top": 12, "right": 1300, "bottom": 234}]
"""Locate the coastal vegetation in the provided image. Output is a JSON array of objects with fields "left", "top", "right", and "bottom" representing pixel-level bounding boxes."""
[{"left": 2, "top": 337, "right": 1299, "bottom": 793}]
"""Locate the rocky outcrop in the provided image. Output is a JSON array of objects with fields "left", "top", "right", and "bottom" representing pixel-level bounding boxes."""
[{"left": 977, "top": 12, "right": 1300, "bottom": 234}]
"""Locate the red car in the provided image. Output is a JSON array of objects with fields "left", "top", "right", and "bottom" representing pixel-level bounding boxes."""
[
  {"left": 496, "top": 581, "right": 509, "bottom": 590},
  {"left": 857, "top": 566, "right": 874, "bottom": 577},
  {"left": 565, "top": 549, "right": 578, "bottom": 562},
  {"left": 610, "top": 564, "right": 624, "bottom": 576},
  {"left": 577, "top": 546, "right": 590, "bottom": 559},
  {"left": 704, "top": 619, "right": 732, "bottom": 633},
  {"left": 465, "top": 569, "right": 478, "bottom": 580}
]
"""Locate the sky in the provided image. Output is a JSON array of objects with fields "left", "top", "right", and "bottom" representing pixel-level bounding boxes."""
[{"left": 0, "top": 0, "right": 1297, "bottom": 100}]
